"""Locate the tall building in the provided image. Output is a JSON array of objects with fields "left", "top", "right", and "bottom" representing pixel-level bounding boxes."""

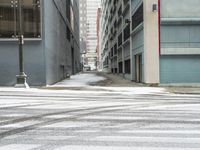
[
  {"left": 0, "top": 0, "right": 80, "bottom": 86},
  {"left": 79, "top": 0, "right": 87, "bottom": 65},
  {"left": 96, "top": 8, "right": 102, "bottom": 70},
  {"left": 101, "top": 0, "right": 200, "bottom": 84},
  {"left": 85, "top": 0, "right": 101, "bottom": 70}
]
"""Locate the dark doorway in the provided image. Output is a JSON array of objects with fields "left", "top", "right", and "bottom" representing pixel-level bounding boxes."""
[
  {"left": 118, "top": 62, "right": 123, "bottom": 73},
  {"left": 135, "top": 54, "right": 142, "bottom": 82},
  {"left": 124, "top": 59, "right": 131, "bottom": 74},
  {"left": 71, "top": 47, "right": 75, "bottom": 75}
]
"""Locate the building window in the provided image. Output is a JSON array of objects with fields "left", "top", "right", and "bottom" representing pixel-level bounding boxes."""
[
  {"left": 67, "top": 26, "right": 71, "bottom": 41},
  {"left": 0, "top": 0, "right": 41, "bottom": 39},
  {"left": 125, "top": 59, "right": 131, "bottom": 74},
  {"left": 132, "top": 4, "right": 143, "bottom": 30},
  {"left": 23, "top": 0, "right": 41, "bottom": 38},
  {"left": 111, "top": 47, "right": 113, "bottom": 57},
  {"left": 118, "top": 33, "right": 122, "bottom": 46},
  {"left": 123, "top": 24, "right": 130, "bottom": 42},
  {"left": 103, "top": 56, "right": 109, "bottom": 67},
  {"left": 70, "top": 5, "right": 74, "bottom": 31},
  {"left": 0, "top": 1, "right": 14, "bottom": 38},
  {"left": 66, "top": 0, "right": 70, "bottom": 21},
  {"left": 114, "top": 43, "right": 117, "bottom": 55}
]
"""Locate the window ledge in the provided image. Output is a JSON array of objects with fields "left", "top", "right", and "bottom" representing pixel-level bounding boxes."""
[
  {"left": 131, "top": 23, "right": 144, "bottom": 36},
  {"left": 0, "top": 38, "right": 42, "bottom": 42},
  {"left": 122, "top": 38, "right": 130, "bottom": 47},
  {"left": 161, "top": 18, "right": 200, "bottom": 25}
]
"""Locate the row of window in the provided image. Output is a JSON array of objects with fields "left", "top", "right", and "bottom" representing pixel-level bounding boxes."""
[
  {"left": 112, "top": 4, "right": 143, "bottom": 48},
  {"left": 0, "top": 0, "right": 76, "bottom": 40},
  {"left": 132, "top": 4, "right": 143, "bottom": 30},
  {"left": 103, "top": 3, "right": 143, "bottom": 73},
  {"left": 111, "top": 60, "right": 131, "bottom": 74},
  {"left": 124, "top": 24, "right": 130, "bottom": 42},
  {"left": 0, "top": 0, "right": 41, "bottom": 38},
  {"left": 109, "top": 43, "right": 118, "bottom": 58}
]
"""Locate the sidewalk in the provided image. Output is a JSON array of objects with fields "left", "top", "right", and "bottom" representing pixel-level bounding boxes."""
[
  {"left": 95, "top": 72, "right": 200, "bottom": 95},
  {"left": 166, "top": 87, "right": 200, "bottom": 94},
  {"left": 92, "top": 72, "right": 144, "bottom": 87}
]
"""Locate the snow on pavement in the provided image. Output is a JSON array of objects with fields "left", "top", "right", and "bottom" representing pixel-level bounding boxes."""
[
  {"left": 0, "top": 73, "right": 166, "bottom": 95},
  {"left": 1, "top": 87, "right": 200, "bottom": 150},
  {"left": 54, "top": 73, "right": 106, "bottom": 87},
  {"left": 1, "top": 73, "right": 200, "bottom": 149},
  {"left": 49, "top": 73, "right": 166, "bottom": 95}
]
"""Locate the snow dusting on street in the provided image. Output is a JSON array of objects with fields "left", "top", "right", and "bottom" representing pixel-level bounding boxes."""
[
  {"left": 54, "top": 73, "right": 106, "bottom": 87},
  {"left": 0, "top": 73, "right": 200, "bottom": 150}
]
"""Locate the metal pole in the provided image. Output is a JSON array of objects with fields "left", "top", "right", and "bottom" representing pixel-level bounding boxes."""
[
  {"left": 18, "top": 0, "right": 23, "bottom": 73},
  {"left": 15, "top": 0, "right": 29, "bottom": 88}
]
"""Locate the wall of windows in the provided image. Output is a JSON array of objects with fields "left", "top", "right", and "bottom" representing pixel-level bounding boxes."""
[
  {"left": 132, "top": 4, "right": 143, "bottom": 31},
  {"left": 0, "top": 0, "right": 41, "bottom": 39}
]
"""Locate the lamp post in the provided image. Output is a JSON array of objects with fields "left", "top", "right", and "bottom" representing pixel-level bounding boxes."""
[{"left": 15, "top": 0, "right": 29, "bottom": 88}]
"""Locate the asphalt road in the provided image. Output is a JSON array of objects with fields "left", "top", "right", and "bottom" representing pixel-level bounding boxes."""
[{"left": 1, "top": 74, "right": 200, "bottom": 150}]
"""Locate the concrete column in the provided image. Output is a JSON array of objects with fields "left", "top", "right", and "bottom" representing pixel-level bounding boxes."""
[
  {"left": 122, "top": 1, "right": 125, "bottom": 76},
  {"left": 143, "top": 0, "right": 160, "bottom": 84},
  {"left": 130, "top": 0, "right": 134, "bottom": 81}
]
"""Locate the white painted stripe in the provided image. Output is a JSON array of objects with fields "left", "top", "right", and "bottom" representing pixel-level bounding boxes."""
[
  {"left": 95, "top": 136, "right": 200, "bottom": 143},
  {"left": 0, "top": 144, "right": 39, "bottom": 150},
  {"left": 54, "top": 145, "right": 200, "bottom": 150}
]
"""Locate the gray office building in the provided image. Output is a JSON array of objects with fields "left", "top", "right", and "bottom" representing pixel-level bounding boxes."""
[
  {"left": 101, "top": 0, "right": 200, "bottom": 84},
  {"left": 0, "top": 0, "right": 81, "bottom": 86}
]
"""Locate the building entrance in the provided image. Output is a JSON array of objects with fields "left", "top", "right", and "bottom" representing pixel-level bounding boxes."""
[{"left": 135, "top": 54, "right": 142, "bottom": 83}]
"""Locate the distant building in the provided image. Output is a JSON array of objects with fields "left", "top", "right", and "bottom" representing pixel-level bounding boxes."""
[
  {"left": 85, "top": 0, "right": 101, "bottom": 70},
  {"left": 0, "top": 0, "right": 80, "bottom": 86},
  {"left": 79, "top": 0, "right": 87, "bottom": 66},
  {"left": 96, "top": 8, "right": 102, "bottom": 70},
  {"left": 101, "top": 0, "right": 200, "bottom": 84}
]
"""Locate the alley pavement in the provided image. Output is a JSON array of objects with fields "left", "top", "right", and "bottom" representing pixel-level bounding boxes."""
[{"left": 1, "top": 73, "right": 200, "bottom": 150}]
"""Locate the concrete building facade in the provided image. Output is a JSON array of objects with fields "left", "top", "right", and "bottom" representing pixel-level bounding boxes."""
[
  {"left": 101, "top": 0, "right": 200, "bottom": 84},
  {"left": 79, "top": 0, "right": 87, "bottom": 65},
  {"left": 0, "top": 0, "right": 80, "bottom": 86},
  {"left": 96, "top": 8, "right": 102, "bottom": 70},
  {"left": 85, "top": 0, "right": 101, "bottom": 70}
]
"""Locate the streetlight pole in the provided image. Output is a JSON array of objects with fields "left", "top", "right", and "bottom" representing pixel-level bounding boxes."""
[{"left": 15, "top": 0, "right": 29, "bottom": 88}]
